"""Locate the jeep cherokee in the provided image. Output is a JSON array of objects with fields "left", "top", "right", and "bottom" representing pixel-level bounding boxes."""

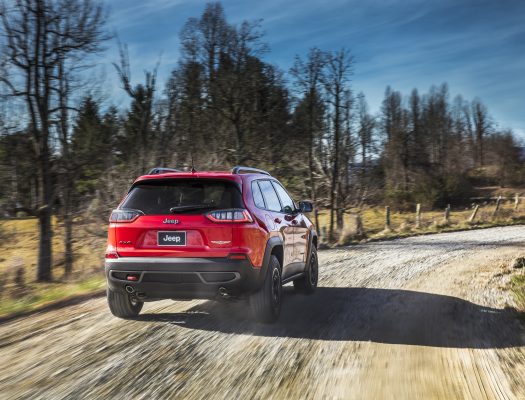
[{"left": 105, "top": 166, "right": 318, "bottom": 323}]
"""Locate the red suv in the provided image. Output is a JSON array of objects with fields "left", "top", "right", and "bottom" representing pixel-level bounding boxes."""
[{"left": 105, "top": 166, "right": 318, "bottom": 322}]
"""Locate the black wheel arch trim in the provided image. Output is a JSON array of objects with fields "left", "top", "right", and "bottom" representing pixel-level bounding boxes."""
[
  {"left": 247, "top": 236, "right": 282, "bottom": 292},
  {"left": 261, "top": 236, "right": 283, "bottom": 273},
  {"left": 305, "top": 228, "right": 318, "bottom": 269}
]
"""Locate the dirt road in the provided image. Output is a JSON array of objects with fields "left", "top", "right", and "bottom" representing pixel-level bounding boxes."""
[{"left": 1, "top": 226, "right": 525, "bottom": 399}]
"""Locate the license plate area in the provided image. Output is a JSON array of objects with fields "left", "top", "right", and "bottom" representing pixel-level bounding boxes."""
[{"left": 157, "top": 231, "right": 186, "bottom": 246}]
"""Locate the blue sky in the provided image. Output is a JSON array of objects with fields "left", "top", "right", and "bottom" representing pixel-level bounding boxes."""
[{"left": 104, "top": 0, "right": 525, "bottom": 136}]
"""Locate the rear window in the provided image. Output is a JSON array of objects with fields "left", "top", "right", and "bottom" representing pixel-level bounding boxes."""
[{"left": 121, "top": 179, "right": 243, "bottom": 215}]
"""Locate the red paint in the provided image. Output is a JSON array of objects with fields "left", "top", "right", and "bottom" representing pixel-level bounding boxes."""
[{"left": 106, "top": 170, "right": 315, "bottom": 269}]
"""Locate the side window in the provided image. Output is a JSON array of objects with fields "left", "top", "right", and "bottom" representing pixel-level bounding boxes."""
[
  {"left": 251, "top": 181, "right": 266, "bottom": 209},
  {"left": 272, "top": 181, "right": 295, "bottom": 213},
  {"left": 258, "top": 180, "right": 282, "bottom": 212}
]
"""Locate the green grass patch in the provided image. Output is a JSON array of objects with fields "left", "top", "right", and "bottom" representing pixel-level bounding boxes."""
[{"left": 0, "top": 275, "right": 105, "bottom": 318}]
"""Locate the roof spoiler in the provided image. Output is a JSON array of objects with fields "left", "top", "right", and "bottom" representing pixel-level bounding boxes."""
[{"left": 148, "top": 167, "right": 182, "bottom": 175}]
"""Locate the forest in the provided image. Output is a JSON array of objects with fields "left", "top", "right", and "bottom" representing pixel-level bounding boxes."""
[{"left": 1, "top": 0, "right": 524, "bottom": 281}]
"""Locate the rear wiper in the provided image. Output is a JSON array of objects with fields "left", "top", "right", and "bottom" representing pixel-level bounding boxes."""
[{"left": 169, "top": 204, "right": 216, "bottom": 213}]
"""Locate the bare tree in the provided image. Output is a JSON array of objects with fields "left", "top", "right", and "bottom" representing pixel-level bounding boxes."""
[
  {"left": 113, "top": 42, "right": 159, "bottom": 175},
  {"left": 214, "top": 20, "right": 267, "bottom": 163},
  {"left": 290, "top": 47, "right": 326, "bottom": 231},
  {"left": 323, "top": 49, "right": 353, "bottom": 241},
  {"left": 471, "top": 99, "right": 491, "bottom": 168},
  {"left": 0, "top": 0, "right": 109, "bottom": 280},
  {"left": 356, "top": 92, "right": 376, "bottom": 204},
  {"left": 337, "top": 89, "right": 355, "bottom": 230}
]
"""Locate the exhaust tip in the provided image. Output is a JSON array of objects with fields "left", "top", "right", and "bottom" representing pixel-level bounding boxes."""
[{"left": 125, "top": 285, "right": 135, "bottom": 294}]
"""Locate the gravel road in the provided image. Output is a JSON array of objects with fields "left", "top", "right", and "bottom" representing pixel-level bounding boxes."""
[{"left": 1, "top": 226, "right": 525, "bottom": 399}]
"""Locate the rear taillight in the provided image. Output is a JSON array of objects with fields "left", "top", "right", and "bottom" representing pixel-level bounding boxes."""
[
  {"left": 207, "top": 209, "right": 253, "bottom": 223},
  {"left": 109, "top": 209, "right": 143, "bottom": 223},
  {"left": 105, "top": 251, "right": 119, "bottom": 259}
]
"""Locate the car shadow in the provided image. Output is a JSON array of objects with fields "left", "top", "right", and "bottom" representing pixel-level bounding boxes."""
[{"left": 135, "top": 287, "right": 525, "bottom": 349}]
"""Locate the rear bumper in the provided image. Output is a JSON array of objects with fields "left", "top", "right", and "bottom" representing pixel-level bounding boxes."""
[{"left": 105, "top": 257, "right": 264, "bottom": 300}]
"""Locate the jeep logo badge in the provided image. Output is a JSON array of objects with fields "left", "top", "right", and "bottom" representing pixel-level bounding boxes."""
[{"left": 162, "top": 218, "right": 180, "bottom": 224}]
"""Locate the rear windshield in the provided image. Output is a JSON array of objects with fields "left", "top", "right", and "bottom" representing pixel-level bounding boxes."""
[{"left": 121, "top": 179, "right": 243, "bottom": 215}]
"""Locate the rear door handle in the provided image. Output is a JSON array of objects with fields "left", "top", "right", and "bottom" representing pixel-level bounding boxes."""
[{"left": 274, "top": 218, "right": 282, "bottom": 224}]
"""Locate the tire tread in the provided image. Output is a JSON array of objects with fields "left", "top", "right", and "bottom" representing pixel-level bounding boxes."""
[
  {"left": 107, "top": 288, "right": 143, "bottom": 318},
  {"left": 250, "top": 255, "right": 281, "bottom": 323},
  {"left": 293, "top": 246, "right": 318, "bottom": 294}
]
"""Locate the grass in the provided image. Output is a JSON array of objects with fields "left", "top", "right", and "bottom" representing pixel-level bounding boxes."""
[
  {"left": 0, "top": 217, "right": 107, "bottom": 319},
  {"left": 510, "top": 274, "right": 525, "bottom": 313},
  {"left": 0, "top": 276, "right": 105, "bottom": 318}
]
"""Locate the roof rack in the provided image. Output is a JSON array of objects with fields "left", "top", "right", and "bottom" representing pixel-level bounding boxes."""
[
  {"left": 231, "top": 166, "right": 271, "bottom": 176},
  {"left": 148, "top": 167, "right": 182, "bottom": 175}
]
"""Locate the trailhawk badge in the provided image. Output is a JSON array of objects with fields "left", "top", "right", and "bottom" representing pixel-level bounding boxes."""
[{"left": 162, "top": 218, "right": 180, "bottom": 224}]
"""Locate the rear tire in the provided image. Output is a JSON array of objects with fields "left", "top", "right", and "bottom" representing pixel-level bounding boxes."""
[
  {"left": 107, "top": 288, "right": 143, "bottom": 318},
  {"left": 293, "top": 246, "right": 318, "bottom": 294},
  {"left": 250, "top": 255, "right": 282, "bottom": 323}
]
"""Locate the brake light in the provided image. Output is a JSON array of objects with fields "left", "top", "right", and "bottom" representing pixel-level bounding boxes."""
[
  {"left": 109, "top": 209, "right": 143, "bottom": 223},
  {"left": 105, "top": 251, "right": 119, "bottom": 259},
  {"left": 207, "top": 209, "right": 253, "bottom": 223}
]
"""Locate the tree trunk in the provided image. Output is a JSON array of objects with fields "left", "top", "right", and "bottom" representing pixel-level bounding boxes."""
[
  {"left": 478, "top": 140, "right": 484, "bottom": 168},
  {"left": 308, "top": 90, "right": 318, "bottom": 232},
  {"left": 37, "top": 136, "right": 53, "bottom": 282},
  {"left": 37, "top": 207, "right": 53, "bottom": 281},
  {"left": 329, "top": 196, "right": 335, "bottom": 241},
  {"left": 314, "top": 209, "right": 321, "bottom": 240},
  {"left": 329, "top": 91, "right": 341, "bottom": 242},
  {"left": 63, "top": 185, "right": 74, "bottom": 276},
  {"left": 235, "top": 121, "right": 244, "bottom": 164},
  {"left": 336, "top": 208, "right": 344, "bottom": 232},
  {"left": 336, "top": 182, "right": 344, "bottom": 231}
]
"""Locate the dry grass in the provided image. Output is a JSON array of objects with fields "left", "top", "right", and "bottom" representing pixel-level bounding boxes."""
[
  {"left": 511, "top": 274, "right": 525, "bottom": 314},
  {"left": 0, "top": 217, "right": 106, "bottom": 318},
  {"left": 316, "top": 200, "right": 525, "bottom": 245}
]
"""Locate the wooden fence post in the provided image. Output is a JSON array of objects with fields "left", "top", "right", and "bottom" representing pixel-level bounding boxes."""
[
  {"left": 493, "top": 196, "right": 502, "bottom": 217},
  {"left": 384, "top": 206, "right": 391, "bottom": 231},
  {"left": 469, "top": 204, "right": 480, "bottom": 223},
  {"left": 515, "top": 193, "right": 520, "bottom": 212},
  {"left": 415, "top": 203, "right": 421, "bottom": 228},
  {"left": 444, "top": 204, "right": 451, "bottom": 224}
]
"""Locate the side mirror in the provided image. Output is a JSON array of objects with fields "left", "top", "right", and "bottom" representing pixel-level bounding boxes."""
[
  {"left": 282, "top": 205, "right": 295, "bottom": 214},
  {"left": 298, "top": 201, "right": 313, "bottom": 213}
]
